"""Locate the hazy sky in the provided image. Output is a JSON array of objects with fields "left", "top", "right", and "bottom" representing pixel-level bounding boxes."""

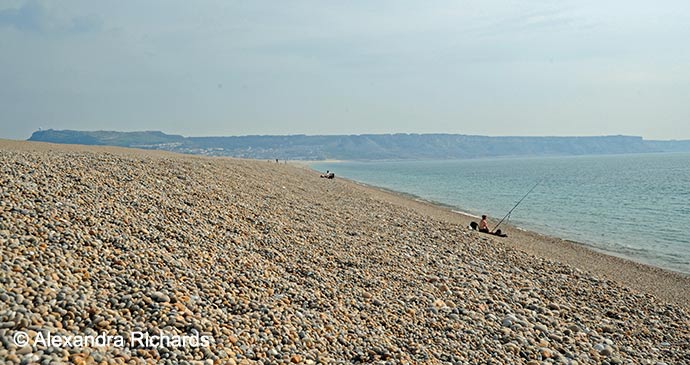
[{"left": 1, "top": 1, "right": 689, "bottom": 140}]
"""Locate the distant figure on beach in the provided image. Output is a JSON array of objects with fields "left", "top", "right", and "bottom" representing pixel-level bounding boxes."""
[
  {"left": 320, "top": 170, "right": 335, "bottom": 179},
  {"left": 479, "top": 215, "right": 490, "bottom": 233},
  {"left": 470, "top": 214, "right": 507, "bottom": 237}
]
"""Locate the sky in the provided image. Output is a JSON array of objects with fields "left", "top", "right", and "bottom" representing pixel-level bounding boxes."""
[{"left": 1, "top": 0, "right": 689, "bottom": 140}]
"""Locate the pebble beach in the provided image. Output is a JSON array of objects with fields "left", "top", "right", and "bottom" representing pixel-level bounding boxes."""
[{"left": 1, "top": 140, "right": 688, "bottom": 364}]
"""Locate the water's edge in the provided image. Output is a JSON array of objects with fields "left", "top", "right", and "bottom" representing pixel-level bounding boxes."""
[{"left": 308, "top": 162, "right": 690, "bottom": 276}]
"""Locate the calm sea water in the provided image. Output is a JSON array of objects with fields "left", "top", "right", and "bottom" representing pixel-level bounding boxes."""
[{"left": 312, "top": 153, "right": 690, "bottom": 274}]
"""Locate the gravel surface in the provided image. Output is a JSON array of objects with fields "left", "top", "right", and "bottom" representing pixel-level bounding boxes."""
[{"left": 1, "top": 140, "right": 688, "bottom": 364}]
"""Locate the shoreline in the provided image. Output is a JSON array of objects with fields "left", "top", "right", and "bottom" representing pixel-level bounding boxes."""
[
  {"left": 307, "top": 153, "right": 690, "bottom": 277},
  {"left": 346, "top": 174, "right": 690, "bottom": 275},
  {"left": 314, "top": 170, "right": 690, "bottom": 309},
  {"left": 307, "top": 162, "right": 690, "bottom": 276}
]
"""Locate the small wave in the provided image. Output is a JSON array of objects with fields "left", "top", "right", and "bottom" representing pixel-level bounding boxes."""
[{"left": 452, "top": 210, "right": 480, "bottom": 219}]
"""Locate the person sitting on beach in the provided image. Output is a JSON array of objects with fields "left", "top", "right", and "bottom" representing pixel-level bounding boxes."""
[
  {"left": 320, "top": 170, "right": 335, "bottom": 179},
  {"left": 470, "top": 214, "right": 507, "bottom": 237},
  {"left": 478, "top": 215, "right": 490, "bottom": 233}
]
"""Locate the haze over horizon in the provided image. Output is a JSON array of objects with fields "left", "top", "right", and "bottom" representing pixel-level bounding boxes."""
[
  {"left": 2, "top": 1, "right": 690, "bottom": 140},
  {"left": 20, "top": 129, "right": 690, "bottom": 141}
]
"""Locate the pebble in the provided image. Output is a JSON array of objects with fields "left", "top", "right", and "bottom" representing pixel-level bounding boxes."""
[
  {"left": 150, "top": 291, "right": 171, "bottom": 303},
  {"left": 534, "top": 324, "right": 549, "bottom": 333},
  {"left": 502, "top": 315, "right": 516, "bottom": 327}
]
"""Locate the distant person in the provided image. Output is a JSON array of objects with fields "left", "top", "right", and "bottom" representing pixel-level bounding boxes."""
[
  {"left": 479, "top": 215, "right": 490, "bottom": 233},
  {"left": 470, "top": 214, "right": 507, "bottom": 237}
]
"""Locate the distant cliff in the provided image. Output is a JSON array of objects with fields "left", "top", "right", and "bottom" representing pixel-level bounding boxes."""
[{"left": 28, "top": 129, "right": 690, "bottom": 160}]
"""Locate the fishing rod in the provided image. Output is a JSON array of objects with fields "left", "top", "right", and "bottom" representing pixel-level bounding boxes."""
[{"left": 492, "top": 179, "right": 543, "bottom": 233}]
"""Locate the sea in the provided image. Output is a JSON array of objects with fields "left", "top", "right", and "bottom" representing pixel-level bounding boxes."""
[{"left": 312, "top": 152, "right": 690, "bottom": 274}]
